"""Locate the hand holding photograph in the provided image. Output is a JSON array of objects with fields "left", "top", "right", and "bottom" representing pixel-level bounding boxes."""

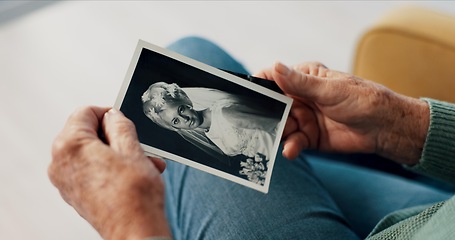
[{"left": 114, "top": 40, "right": 292, "bottom": 193}]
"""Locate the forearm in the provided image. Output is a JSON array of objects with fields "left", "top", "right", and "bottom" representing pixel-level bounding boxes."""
[{"left": 376, "top": 93, "right": 430, "bottom": 165}]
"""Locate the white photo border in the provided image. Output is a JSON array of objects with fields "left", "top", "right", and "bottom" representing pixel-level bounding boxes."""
[{"left": 114, "top": 39, "right": 293, "bottom": 193}]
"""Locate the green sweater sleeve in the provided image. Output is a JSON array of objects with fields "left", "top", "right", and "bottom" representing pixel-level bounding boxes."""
[
  {"left": 407, "top": 98, "right": 455, "bottom": 184},
  {"left": 367, "top": 98, "right": 455, "bottom": 240}
]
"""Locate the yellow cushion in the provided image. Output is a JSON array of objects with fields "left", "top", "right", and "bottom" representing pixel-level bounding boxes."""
[{"left": 353, "top": 6, "right": 455, "bottom": 103}]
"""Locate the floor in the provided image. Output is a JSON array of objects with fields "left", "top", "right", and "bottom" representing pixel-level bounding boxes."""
[{"left": 1, "top": 1, "right": 455, "bottom": 239}]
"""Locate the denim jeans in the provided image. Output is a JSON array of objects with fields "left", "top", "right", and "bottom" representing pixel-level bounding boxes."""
[{"left": 162, "top": 36, "right": 452, "bottom": 239}]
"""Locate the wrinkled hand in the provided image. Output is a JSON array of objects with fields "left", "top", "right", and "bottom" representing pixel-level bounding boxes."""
[
  {"left": 256, "top": 62, "right": 429, "bottom": 165},
  {"left": 48, "top": 107, "right": 171, "bottom": 240}
]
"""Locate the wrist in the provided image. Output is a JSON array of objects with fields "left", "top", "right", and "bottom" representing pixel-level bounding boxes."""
[
  {"left": 97, "top": 176, "right": 172, "bottom": 240},
  {"left": 376, "top": 94, "right": 429, "bottom": 165},
  {"left": 101, "top": 208, "right": 171, "bottom": 240}
]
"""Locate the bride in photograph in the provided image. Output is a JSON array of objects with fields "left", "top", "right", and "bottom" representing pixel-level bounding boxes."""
[{"left": 141, "top": 82, "right": 282, "bottom": 184}]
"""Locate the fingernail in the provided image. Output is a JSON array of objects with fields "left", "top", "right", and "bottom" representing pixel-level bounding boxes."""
[
  {"left": 105, "top": 108, "right": 120, "bottom": 118},
  {"left": 282, "top": 145, "right": 288, "bottom": 156},
  {"left": 275, "top": 62, "right": 291, "bottom": 76},
  {"left": 108, "top": 108, "right": 119, "bottom": 114}
]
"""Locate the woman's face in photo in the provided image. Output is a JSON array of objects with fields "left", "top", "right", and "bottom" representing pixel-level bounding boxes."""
[{"left": 159, "top": 103, "right": 202, "bottom": 130}]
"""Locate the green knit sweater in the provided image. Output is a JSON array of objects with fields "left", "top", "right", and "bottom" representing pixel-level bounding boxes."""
[{"left": 367, "top": 98, "right": 455, "bottom": 240}]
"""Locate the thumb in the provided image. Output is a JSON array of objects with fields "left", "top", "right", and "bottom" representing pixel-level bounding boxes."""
[
  {"left": 102, "top": 108, "right": 143, "bottom": 156},
  {"left": 273, "top": 62, "right": 334, "bottom": 103}
]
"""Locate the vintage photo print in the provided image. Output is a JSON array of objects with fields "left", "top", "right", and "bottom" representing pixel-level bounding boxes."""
[{"left": 114, "top": 40, "right": 292, "bottom": 193}]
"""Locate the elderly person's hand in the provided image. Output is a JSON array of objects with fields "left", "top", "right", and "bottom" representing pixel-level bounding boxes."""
[
  {"left": 256, "top": 62, "right": 429, "bottom": 165},
  {"left": 48, "top": 107, "right": 171, "bottom": 240}
]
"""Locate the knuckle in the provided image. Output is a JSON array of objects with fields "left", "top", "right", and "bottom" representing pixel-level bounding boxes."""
[
  {"left": 68, "top": 106, "right": 91, "bottom": 120},
  {"left": 319, "top": 68, "right": 329, "bottom": 77},
  {"left": 51, "top": 136, "right": 77, "bottom": 159},
  {"left": 307, "top": 61, "right": 326, "bottom": 69},
  {"left": 47, "top": 162, "right": 58, "bottom": 184},
  {"left": 115, "top": 118, "right": 137, "bottom": 135},
  {"left": 76, "top": 106, "right": 93, "bottom": 114},
  {"left": 313, "top": 61, "right": 324, "bottom": 67},
  {"left": 298, "top": 62, "right": 329, "bottom": 77},
  {"left": 51, "top": 135, "right": 65, "bottom": 153},
  {"left": 51, "top": 134, "right": 84, "bottom": 167},
  {"left": 51, "top": 137, "right": 68, "bottom": 161}
]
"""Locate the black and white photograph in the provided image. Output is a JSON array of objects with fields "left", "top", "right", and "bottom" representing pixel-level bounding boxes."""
[{"left": 115, "top": 40, "right": 292, "bottom": 193}]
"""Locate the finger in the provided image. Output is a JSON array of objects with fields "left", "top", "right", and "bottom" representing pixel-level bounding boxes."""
[
  {"left": 308, "top": 63, "right": 328, "bottom": 77},
  {"left": 282, "top": 132, "right": 309, "bottom": 160},
  {"left": 102, "top": 108, "right": 143, "bottom": 156},
  {"left": 62, "top": 106, "right": 110, "bottom": 139},
  {"left": 148, "top": 157, "right": 167, "bottom": 173},
  {"left": 273, "top": 62, "right": 337, "bottom": 104},
  {"left": 253, "top": 67, "right": 274, "bottom": 80},
  {"left": 293, "top": 62, "right": 328, "bottom": 76},
  {"left": 289, "top": 102, "right": 320, "bottom": 150},
  {"left": 51, "top": 106, "right": 110, "bottom": 179},
  {"left": 282, "top": 117, "right": 298, "bottom": 138}
]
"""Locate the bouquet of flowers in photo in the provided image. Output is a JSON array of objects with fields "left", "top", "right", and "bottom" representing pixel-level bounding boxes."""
[{"left": 239, "top": 153, "right": 269, "bottom": 186}]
